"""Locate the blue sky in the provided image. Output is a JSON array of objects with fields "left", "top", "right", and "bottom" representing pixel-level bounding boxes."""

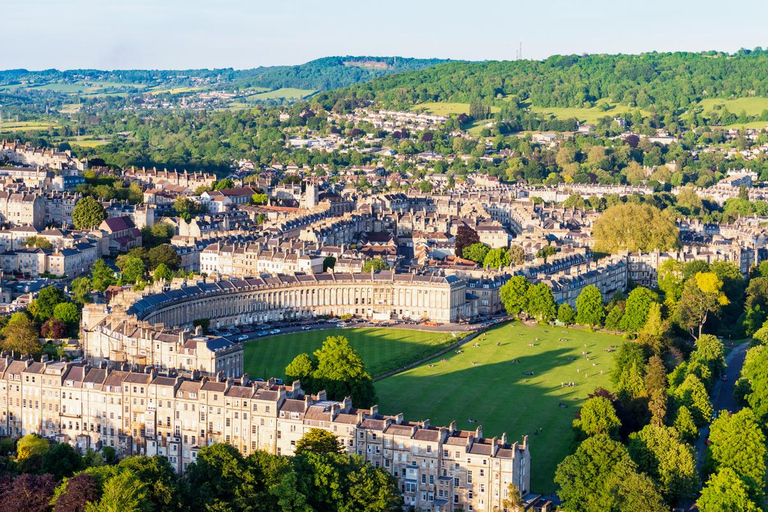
[{"left": 4, "top": 0, "right": 768, "bottom": 70}]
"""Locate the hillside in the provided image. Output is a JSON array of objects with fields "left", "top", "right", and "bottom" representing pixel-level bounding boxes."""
[{"left": 316, "top": 49, "right": 768, "bottom": 114}]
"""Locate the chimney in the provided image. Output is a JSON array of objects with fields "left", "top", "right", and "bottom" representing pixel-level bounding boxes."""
[{"left": 241, "top": 373, "right": 250, "bottom": 386}]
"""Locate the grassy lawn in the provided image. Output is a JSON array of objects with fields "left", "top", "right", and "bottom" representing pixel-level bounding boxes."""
[
  {"left": 529, "top": 102, "right": 646, "bottom": 124},
  {"left": 248, "top": 88, "right": 316, "bottom": 101},
  {"left": 413, "top": 102, "right": 500, "bottom": 116},
  {"left": 0, "top": 121, "right": 57, "bottom": 132},
  {"left": 375, "top": 321, "right": 621, "bottom": 493},
  {"left": 698, "top": 97, "right": 768, "bottom": 117},
  {"left": 243, "top": 328, "right": 461, "bottom": 380}
]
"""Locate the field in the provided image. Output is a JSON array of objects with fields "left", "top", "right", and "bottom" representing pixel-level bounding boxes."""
[
  {"left": 529, "top": 102, "right": 646, "bottom": 124},
  {"left": 243, "top": 327, "right": 461, "bottom": 380},
  {"left": 0, "top": 121, "right": 57, "bottom": 132},
  {"left": 247, "top": 87, "right": 316, "bottom": 101},
  {"left": 413, "top": 102, "right": 500, "bottom": 116},
  {"left": 697, "top": 97, "right": 768, "bottom": 117},
  {"left": 375, "top": 321, "right": 620, "bottom": 493}
]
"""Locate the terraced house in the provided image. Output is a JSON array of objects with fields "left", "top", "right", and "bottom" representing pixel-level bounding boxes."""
[{"left": 0, "top": 356, "right": 530, "bottom": 512}]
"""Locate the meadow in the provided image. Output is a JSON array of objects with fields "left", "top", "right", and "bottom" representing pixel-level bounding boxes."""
[
  {"left": 243, "top": 327, "right": 461, "bottom": 380},
  {"left": 375, "top": 321, "right": 620, "bottom": 493}
]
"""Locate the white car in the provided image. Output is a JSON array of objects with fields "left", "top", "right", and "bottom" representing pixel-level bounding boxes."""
[
  {"left": 336, "top": 322, "right": 346, "bottom": 328},
  {"left": 270, "top": 329, "right": 281, "bottom": 335},
  {"left": 237, "top": 334, "right": 248, "bottom": 341}
]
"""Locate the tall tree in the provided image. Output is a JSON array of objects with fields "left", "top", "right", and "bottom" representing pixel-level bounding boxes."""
[
  {"left": 698, "top": 467, "right": 761, "bottom": 512},
  {"left": 72, "top": 196, "right": 106, "bottom": 230},
  {"left": 620, "top": 287, "right": 656, "bottom": 332},
  {"left": 1, "top": 312, "right": 42, "bottom": 357},
  {"left": 575, "top": 285, "right": 604, "bottom": 328},
  {"left": 525, "top": 283, "right": 557, "bottom": 322},
  {"left": 499, "top": 276, "right": 530, "bottom": 317},
  {"left": 455, "top": 225, "right": 480, "bottom": 258},
  {"left": 675, "top": 272, "right": 729, "bottom": 339},
  {"left": 592, "top": 203, "right": 679, "bottom": 253}
]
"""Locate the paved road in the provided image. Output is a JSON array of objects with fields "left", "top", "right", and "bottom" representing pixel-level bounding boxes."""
[{"left": 695, "top": 341, "right": 750, "bottom": 472}]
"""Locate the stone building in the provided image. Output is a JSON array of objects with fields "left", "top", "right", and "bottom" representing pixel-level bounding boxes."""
[{"left": 0, "top": 357, "right": 530, "bottom": 512}]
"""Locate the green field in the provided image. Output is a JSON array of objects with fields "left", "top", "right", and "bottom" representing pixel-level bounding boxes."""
[
  {"left": 248, "top": 87, "right": 316, "bottom": 101},
  {"left": 0, "top": 121, "right": 57, "bottom": 132},
  {"left": 375, "top": 322, "right": 620, "bottom": 493},
  {"left": 530, "top": 102, "right": 646, "bottom": 124},
  {"left": 243, "top": 328, "right": 461, "bottom": 380},
  {"left": 698, "top": 97, "right": 768, "bottom": 117},
  {"left": 413, "top": 102, "right": 500, "bottom": 116}
]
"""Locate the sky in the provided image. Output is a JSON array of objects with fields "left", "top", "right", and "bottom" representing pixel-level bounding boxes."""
[{"left": 4, "top": 0, "right": 768, "bottom": 70}]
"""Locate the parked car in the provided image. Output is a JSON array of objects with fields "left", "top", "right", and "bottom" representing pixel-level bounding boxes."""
[
  {"left": 270, "top": 329, "right": 281, "bottom": 335},
  {"left": 721, "top": 375, "right": 728, "bottom": 382},
  {"left": 237, "top": 334, "right": 248, "bottom": 341},
  {"left": 301, "top": 326, "right": 311, "bottom": 331},
  {"left": 336, "top": 322, "right": 347, "bottom": 328}
]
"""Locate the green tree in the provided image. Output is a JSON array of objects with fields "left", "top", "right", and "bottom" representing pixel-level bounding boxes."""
[
  {"left": 555, "top": 434, "right": 666, "bottom": 512},
  {"left": 707, "top": 408, "right": 766, "bottom": 501},
  {"left": 499, "top": 276, "right": 529, "bottom": 316},
  {"left": 72, "top": 196, "right": 107, "bottom": 230},
  {"left": 698, "top": 467, "right": 761, "bottom": 512},
  {"left": 500, "top": 482, "right": 524, "bottom": 512},
  {"left": 71, "top": 277, "right": 93, "bottom": 305},
  {"left": 575, "top": 285, "right": 604, "bottom": 328},
  {"left": 31, "top": 285, "right": 67, "bottom": 322},
  {"left": 54, "top": 302, "right": 81, "bottom": 326},
  {"left": 90, "top": 259, "right": 115, "bottom": 292},
  {"left": 41, "top": 442, "right": 84, "bottom": 481},
  {"left": 119, "top": 256, "right": 145, "bottom": 284},
  {"left": 146, "top": 244, "right": 181, "bottom": 270},
  {"left": 344, "top": 455, "right": 403, "bottom": 512},
  {"left": 482, "top": 248, "right": 511, "bottom": 269},
  {"left": 557, "top": 303, "right": 576, "bottom": 325},
  {"left": 525, "top": 283, "right": 557, "bottom": 322},
  {"left": 182, "top": 443, "right": 253, "bottom": 511},
  {"left": 17, "top": 433, "right": 50, "bottom": 461},
  {"left": 23, "top": 236, "right": 53, "bottom": 250},
  {"left": 251, "top": 193, "right": 268, "bottom": 205},
  {"left": 673, "top": 374, "right": 713, "bottom": 427},
  {"left": 673, "top": 405, "right": 698, "bottom": 443},
  {"left": 312, "top": 336, "right": 377, "bottom": 407},
  {"left": 91, "top": 469, "right": 151, "bottom": 512},
  {"left": 286, "top": 353, "right": 315, "bottom": 386},
  {"left": 462, "top": 242, "right": 490, "bottom": 264},
  {"left": 628, "top": 424, "right": 698, "bottom": 504},
  {"left": 573, "top": 396, "right": 621, "bottom": 439},
  {"left": 604, "top": 304, "right": 624, "bottom": 330},
  {"left": 153, "top": 263, "right": 173, "bottom": 282},
  {"left": 593, "top": 203, "right": 679, "bottom": 253},
  {"left": 295, "top": 429, "right": 344, "bottom": 455},
  {"left": 213, "top": 179, "right": 235, "bottom": 190},
  {"left": 2, "top": 312, "right": 42, "bottom": 356},
  {"left": 362, "top": 258, "right": 387, "bottom": 272},
  {"left": 322, "top": 256, "right": 336, "bottom": 272},
  {"left": 676, "top": 272, "right": 729, "bottom": 339},
  {"left": 118, "top": 456, "right": 181, "bottom": 512},
  {"left": 620, "top": 287, "right": 656, "bottom": 332}
]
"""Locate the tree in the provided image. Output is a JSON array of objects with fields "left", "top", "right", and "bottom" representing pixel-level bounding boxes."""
[
  {"left": 54, "top": 302, "right": 81, "bottom": 326},
  {"left": 535, "top": 246, "right": 557, "bottom": 261},
  {"left": 23, "top": 236, "right": 53, "bottom": 250},
  {"left": 41, "top": 317, "right": 67, "bottom": 339},
  {"left": 738, "top": 345, "right": 768, "bottom": 423},
  {"left": 17, "top": 433, "right": 50, "bottom": 461},
  {"left": 146, "top": 244, "right": 181, "bottom": 270},
  {"left": 312, "top": 336, "right": 377, "bottom": 407},
  {"left": 555, "top": 434, "right": 665, "bottom": 512},
  {"left": 690, "top": 334, "right": 725, "bottom": 385},
  {"left": 52, "top": 472, "right": 99, "bottom": 512},
  {"left": 557, "top": 303, "right": 576, "bottom": 325},
  {"left": 575, "top": 285, "right": 604, "bottom": 328},
  {"left": 322, "top": 256, "right": 336, "bottom": 272},
  {"left": 118, "top": 456, "right": 181, "bottom": 512},
  {"left": 593, "top": 203, "right": 679, "bottom": 253},
  {"left": 673, "top": 374, "right": 712, "bottom": 427},
  {"left": 344, "top": 455, "right": 403, "bottom": 512},
  {"left": 295, "top": 429, "right": 344, "bottom": 455},
  {"left": 90, "top": 259, "right": 115, "bottom": 292},
  {"left": 2, "top": 312, "right": 42, "bottom": 356},
  {"left": 71, "top": 277, "right": 93, "bottom": 305},
  {"left": 707, "top": 408, "right": 766, "bottom": 501},
  {"left": 455, "top": 225, "right": 480, "bottom": 257},
  {"left": 508, "top": 245, "right": 525, "bottom": 266},
  {"left": 251, "top": 193, "right": 268, "bottom": 205},
  {"left": 0, "top": 473, "right": 57, "bottom": 512},
  {"left": 42, "top": 442, "right": 84, "bottom": 481},
  {"left": 698, "top": 468, "right": 760, "bottom": 512},
  {"left": 573, "top": 396, "right": 621, "bottom": 439},
  {"left": 462, "top": 242, "right": 490, "bottom": 264},
  {"left": 525, "top": 283, "right": 557, "bottom": 322},
  {"left": 119, "top": 256, "right": 145, "bottom": 284},
  {"left": 213, "top": 179, "right": 235, "bottom": 190},
  {"left": 31, "top": 285, "right": 67, "bottom": 322},
  {"left": 153, "top": 263, "right": 173, "bottom": 282},
  {"left": 182, "top": 443, "right": 253, "bottom": 512},
  {"left": 673, "top": 405, "right": 699, "bottom": 444},
  {"left": 285, "top": 353, "right": 315, "bottom": 385},
  {"left": 72, "top": 197, "right": 106, "bottom": 230},
  {"left": 92, "top": 469, "right": 151, "bottom": 512},
  {"left": 483, "top": 248, "right": 511, "bottom": 269},
  {"left": 676, "top": 272, "right": 729, "bottom": 339},
  {"left": 620, "top": 287, "right": 656, "bottom": 332},
  {"left": 499, "top": 276, "right": 529, "bottom": 316},
  {"left": 500, "top": 482, "right": 523, "bottom": 512},
  {"left": 604, "top": 304, "right": 624, "bottom": 330},
  {"left": 362, "top": 258, "right": 387, "bottom": 272},
  {"left": 628, "top": 424, "right": 698, "bottom": 504}
]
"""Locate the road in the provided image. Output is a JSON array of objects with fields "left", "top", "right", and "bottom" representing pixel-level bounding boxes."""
[{"left": 695, "top": 341, "right": 750, "bottom": 472}]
